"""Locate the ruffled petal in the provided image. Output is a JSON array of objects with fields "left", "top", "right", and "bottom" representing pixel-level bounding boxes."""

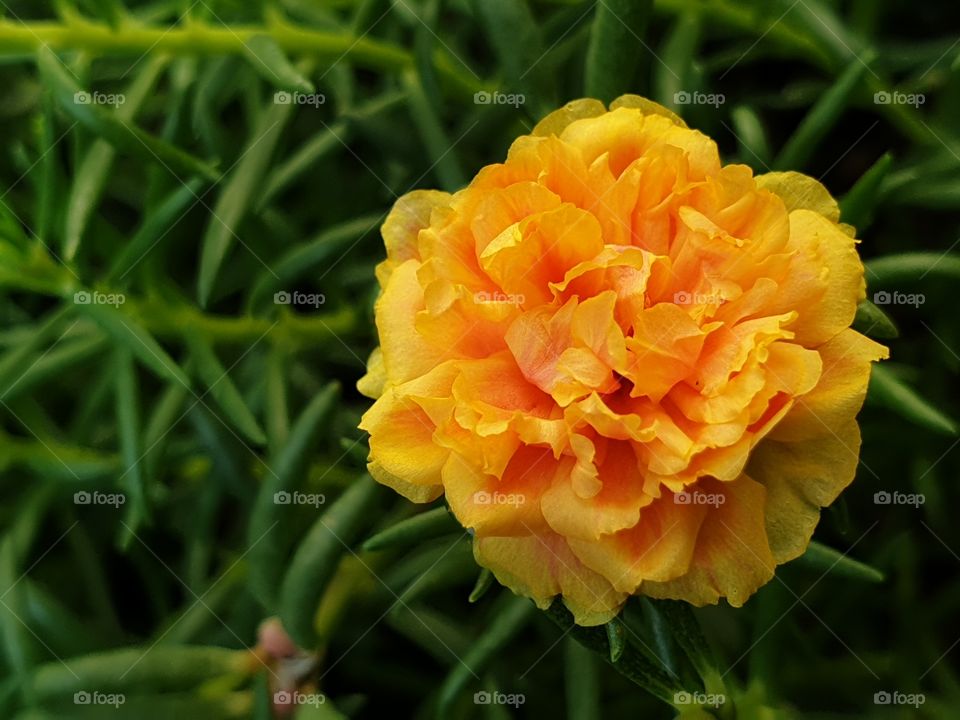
[
  {"left": 567, "top": 492, "right": 708, "bottom": 592},
  {"left": 771, "top": 329, "right": 888, "bottom": 442},
  {"left": 642, "top": 476, "right": 776, "bottom": 606},
  {"left": 749, "top": 422, "right": 862, "bottom": 563},
  {"left": 474, "top": 531, "right": 627, "bottom": 626}
]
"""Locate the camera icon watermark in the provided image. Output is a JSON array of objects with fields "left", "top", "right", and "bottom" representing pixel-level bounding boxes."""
[
  {"left": 74, "top": 690, "right": 125, "bottom": 707},
  {"left": 673, "top": 690, "right": 727, "bottom": 708},
  {"left": 473, "top": 490, "right": 525, "bottom": 507},
  {"left": 474, "top": 90, "right": 525, "bottom": 108},
  {"left": 674, "top": 491, "right": 726, "bottom": 507},
  {"left": 273, "top": 490, "right": 326, "bottom": 508},
  {"left": 74, "top": 490, "right": 126, "bottom": 508},
  {"left": 274, "top": 690, "right": 326, "bottom": 707},
  {"left": 872, "top": 290, "right": 924, "bottom": 308},
  {"left": 673, "top": 90, "right": 725, "bottom": 108},
  {"left": 274, "top": 290, "right": 326, "bottom": 308},
  {"left": 674, "top": 290, "right": 724, "bottom": 306},
  {"left": 873, "top": 490, "right": 925, "bottom": 508},
  {"left": 274, "top": 91, "right": 326, "bottom": 108},
  {"left": 873, "top": 90, "right": 925, "bottom": 108},
  {"left": 473, "top": 691, "right": 525, "bottom": 707},
  {"left": 74, "top": 90, "right": 126, "bottom": 107},
  {"left": 74, "top": 290, "right": 125, "bottom": 307},
  {"left": 873, "top": 690, "right": 925, "bottom": 707},
  {"left": 473, "top": 290, "right": 525, "bottom": 306}
]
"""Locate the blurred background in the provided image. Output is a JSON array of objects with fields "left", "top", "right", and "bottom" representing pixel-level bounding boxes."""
[{"left": 0, "top": 0, "right": 958, "bottom": 718}]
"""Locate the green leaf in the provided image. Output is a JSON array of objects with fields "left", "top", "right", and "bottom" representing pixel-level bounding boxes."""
[
  {"left": 248, "top": 382, "right": 340, "bottom": 607},
  {"left": 20, "top": 578, "right": 104, "bottom": 657},
  {"left": 141, "top": 379, "right": 189, "bottom": 495},
  {"left": 650, "top": 600, "right": 722, "bottom": 694},
  {"left": 36, "top": 92, "right": 60, "bottom": 246},
  {"left": 544, "top": 600, "right": 679, "bottom": 703},
  {"left": 853, "top": 299, "right": 898, "bottom": 339},
  {"left": 186, "top": 334, "right": 267, "bottom": 446},
  {"left": 265, "top": 346, "right": 290, "bottom": 454},
  {"left": 197, "top": 98, "right": 293, "bottom": 306},
  {"left": 565, "top": 638, "right": 600, "bottom": 720},
  {"left": 258, "top": 120, "right": 345, "bottom": 209},
  {"left": 774, "top": 53, "right": 875, "bottom": 170},
  {"left": 63, "top": 56, "right": 168, "bottom": 261},
  {"left": 156, "top": 562, "right": 246, "bottom": 646},
  {"left": 362, "top": 506, "right": 459, "bottom": 551},
  {"left": 385, "top": 604, "right": 472, "bottom": 665},
  {"left": 115, "top": 346, "right": 146, "bottom": 542},
  {"left": 869, "top": 363, "right": 958, "bottom": 436},
  {"left": 796, "top": 540, "right": 885, "bottom": 582},
  {"left": 840, "top": 152, "right": 893, "bottom": 231},
  {"left": 89, "top": 0, "right": 125, "bottom": 28},
  {"left": 605, "top": 617, "right": 626, "bottom": 663},
  {"left": 108, "top": 179, "right": 206, "bottom": 284},
  {"left": 471, "top": 0, "right": 544, "bottom": 102},
  {"left": 393, "top": 540, "right": 474, "bottom": 607},
  {"left": 731, "top": 105, "right": 772, "bottom": 168},
  {"left": 0, "top": 305, "right": 71, "bottom": 402},
  {"left": 279, "top": 475, "right": 384, "bottom": 647},
  {"left": 865, "top": 252, "right": 960, "bottom": 283},
  {"left": 247, "top": 213, "right": 381, "bottom": 311},
  {"left": 0, "top": 536, "right": 35, "bottom": 704},
  {"left": 788, "top": 0, "right": 869, "bottom": 63},
  {"left": 243, "top": 35, "right": 315, "bottom": 93},
  {"left": 436, "top": 594, "right": 536, "bottom": 717},
  {"left": 38, "top": 47, "right": 219, "bottom": 183},
  {"left": 73, "top": 301, "right": 191, "bottom": 389},
  {"left": 402, "top": 68, "right": 466, "bottom": 193},
  {"left": 14, "top": 692, "right": 253, "bottom": 720},
  {"left": 584, "top": 0, "right": 654, "bottom": 103},
  {"left": 2, "top": 334, "right": 106, "bottom": 405},
  {"left": 29, "top": 646, "right": 249, "bottom": 698},
  {"left": 888, "top": 177, "right": 960, "bottom": 209},
  {"left": 655, "top": 10, "right": 701, "bottom": 110},
  {"left": 468, "top": 568, "right": 495, "bottom": 603}
]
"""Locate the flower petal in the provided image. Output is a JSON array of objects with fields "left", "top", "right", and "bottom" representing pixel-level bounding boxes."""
[
  {"left": 749, "top": 421, "right": 862, "bottom": 563},
  {"left": 474, "top": 531, "right": 627, "bottom": 626},
  {"left": 642, "top": 476, "right": 775, "bottom": 606}
]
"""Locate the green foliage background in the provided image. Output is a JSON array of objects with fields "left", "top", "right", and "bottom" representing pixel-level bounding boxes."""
[{"left": 0, "top": 0, "right": 958, "bottom": 718}]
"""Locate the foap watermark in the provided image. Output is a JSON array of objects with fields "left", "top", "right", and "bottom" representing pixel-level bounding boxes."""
[
  {"left": 74, "top": 91, "right": 125, "bottom": 107},
  {"left": 675, "top": 490, "right": 726, "bottom": 507},
  {"left": 274, "top": 290, "right": 326, "bottom": 308},
  {"left": 474, "top": 90, "right": 525, "bottom": 108},
  {"left": 473, "top": 490, "right": 525, "bottom": 507},
  {"left": 274, "top": 691, "right": 326, "bottom": 707},
  {"left": 674, "top": 290, "right": 724, "bottom": 305},
  {"left": 874, "top": 90, "right": 925, "bottom": 108},
  {"left": 874, "top": 490, "right": 925, "bottom": 508},
  {"left": 674, "top": 90, "right": 725, "bottom": 108},
  {"left": 474, "top": 290, "right": 525, "bottom": 306},
  {"left": 274, "top": 91, "right": 326, "bottom": 108},
  {"left": 74, "top": 290, "right": 125, "bottom": 307},
  {"left": 872, "top": 290, "right": 924, "bottom": 308},
  {"left": 674, "top": 691, "right": 727, "bottom": 708},
  {"left": 74, "top": 691, "right": 126, "bottom": 708},
  {"left": 874, "top": 691, "right": 925, "bottom": 708},
  {"left": 474, "top": 691, "right": 525, "bottom": 708},
  {"left": 74, "top": 491, "right": 126, "bottom": 508},
  {"left": 274, "top": 490, "right": 326, "bottom": 508}
]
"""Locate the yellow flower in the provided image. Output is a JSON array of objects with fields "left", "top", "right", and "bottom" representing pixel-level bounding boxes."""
[{"left": 358, "top": 96, "right": 888, "bottom": 625}]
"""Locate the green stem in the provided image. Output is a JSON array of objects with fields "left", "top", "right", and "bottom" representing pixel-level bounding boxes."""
[
  {"left": 98, "top": 297, "right": 359, "bottom": 348},
  {"left": 0, "top": 16, "right": 483, "bottom": 96}
]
